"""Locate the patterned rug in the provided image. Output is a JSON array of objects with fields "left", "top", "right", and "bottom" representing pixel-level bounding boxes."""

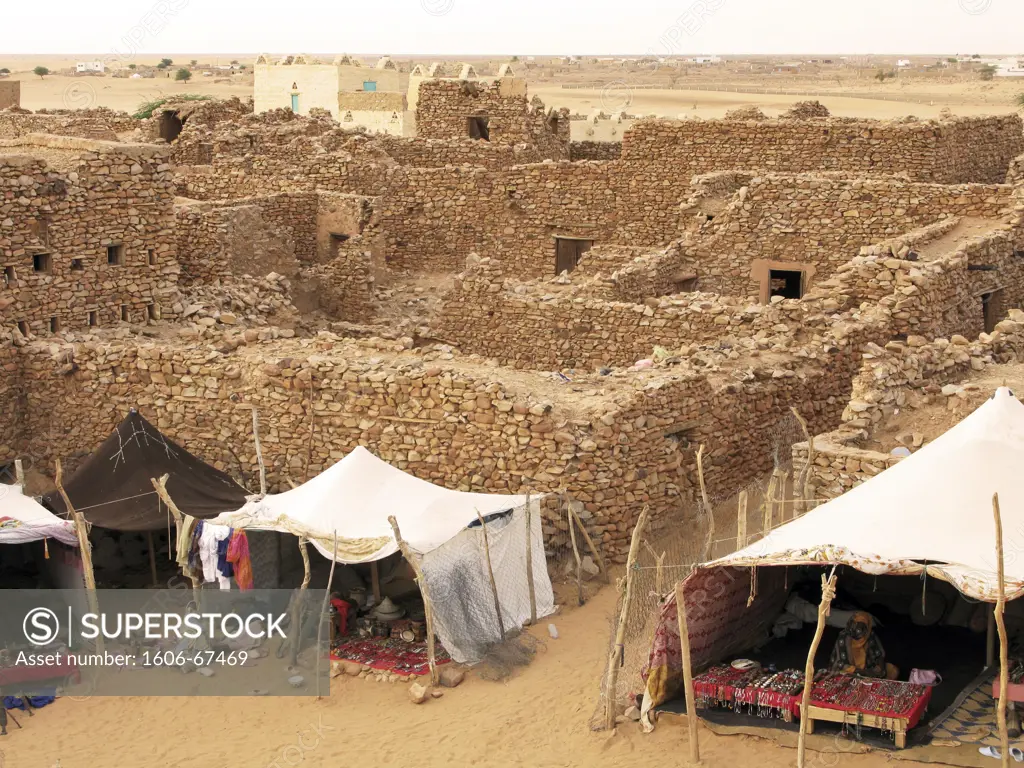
[
  {"left": 930, "top": 676, "right": 1024, "bottom": 748},
  {"left": 331, "top": 637, "right": 451, "bottom": 677}
]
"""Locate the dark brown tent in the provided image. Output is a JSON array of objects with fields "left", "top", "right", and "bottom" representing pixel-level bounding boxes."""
[{"left": 43, "top": 410, "right": 249, "bottom": 531}]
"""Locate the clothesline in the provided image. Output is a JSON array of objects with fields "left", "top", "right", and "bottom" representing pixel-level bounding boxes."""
[{"left": 56, "top": 490, "right": 158, "bottom": 513}]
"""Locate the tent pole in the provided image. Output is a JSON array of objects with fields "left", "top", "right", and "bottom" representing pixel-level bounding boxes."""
[
  {"left": 988, "top": 606, "right": 997, "bottom": 668},
  {"left": 790, "top": 406, "right": 814, "bottom": 517},
  {"left": 151, "top": 475, "right": 202, "bottom": 607},
  {"left": 675, "top": 579, "right": 700, "bottom": 764},
  {"left": 567, "top": 499, "right": 584, "bottom": 607},
  {"left": 252, "top": 407, "right": 267, "bottom": 497},
  {"left": 569, "top": 496, "right": 609, "bottom": 584},
  {"left": 736, "top": 491, "right": 748, "bottom": 550},
  {"left": 797, "top": 567, "right": 838, "bottom": 768},
  {"left": 695, "top": 445, "right": 714, "bottom": 561},
  {"left": 14, "top": 458, "right": 24, "bottom": 486},
  {"left": 476, "top": 511, "right": 506, "bottom": 639},
  {"left": 994, "top": 493, "right": 1011, "bottom": 768},
  {"left": 56, "top": 459, "right": 103, "bottom": 654},
  {"left": 525, "top": 488, "right": 537, "bottom": 625},
  {"left": 762, "top": 472, "right": 778, "bottom": 539},
  {"left": 289, "top": 537, "right": 311, "bottom": 666},
  {"left": 388, "top": 515, "right": 438, "bottom": 685},
  {"left": 370, "top": 561, "right": 381, "bottom": 605},
  {"left": 604, "top": 504, "right": 651, "bottom": 730},
  {"left": 316, "top": 532, "right": 338, "bottom": 701},
  {"left": 147, "top": 531, "right": 158, "bottom": 587}
]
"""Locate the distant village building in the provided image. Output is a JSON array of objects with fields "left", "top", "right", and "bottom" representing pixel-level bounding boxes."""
[
  {"left": 996, "top": 56, "right": 1024, "bottom": 77},
  {"left": 76, "top": 61, "right": 106, "bottom": 73},
  {"left": 897, "top": 59, "right": 912, "bottom": 68},
  {"left": 253, "top": 53, "right": 410, "bottom": 136},
  {"left": 690, "top": 55, "right": 722, "bottom": 65}
]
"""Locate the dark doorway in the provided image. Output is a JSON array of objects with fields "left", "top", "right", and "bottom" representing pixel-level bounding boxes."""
[
  {"left": 467, "top": 116, "right": 490, "bottom": 141},
  {"left": 159, "top": 110, "right": 184, "bottom": 143},
  {"left": 982, "top": 289, "right": 1004, "bottom": 334},
  {"left": 555, "top": 238, "right": 593, "bottom": 275},
  {"left": 768, "top": 269, "right": 803, "bottom": 300}
]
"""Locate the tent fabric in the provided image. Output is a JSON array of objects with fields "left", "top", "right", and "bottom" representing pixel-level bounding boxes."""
[
  {"left": 210, "top": 445, "right": 540, "bottom": 564},
  {"left": 708, "top": 386, "right": 1024, "bottom": 602},
  {"left": 0, "top": 484, "right": 78, "bottom": 546},
  {"left": 43, "top": 411, "right": 249, "bottom": 532}
]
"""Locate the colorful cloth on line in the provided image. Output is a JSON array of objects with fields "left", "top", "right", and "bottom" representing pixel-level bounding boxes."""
[
  {"left": 332, "top": 637, "right": 451, "bottom": 676},
  {"left": 226, "top": 530, "right": 253, "bottom": 591}
]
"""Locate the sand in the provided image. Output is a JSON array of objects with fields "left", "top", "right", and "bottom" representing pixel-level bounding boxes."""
[{"left": 0, "top": 582, "right": 928, "bottom": 768}]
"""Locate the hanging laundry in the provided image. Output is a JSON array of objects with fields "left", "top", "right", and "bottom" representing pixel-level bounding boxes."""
[
  {"left": 227, "top": 530, "right": 254, "bottom": 591},
  {"left": 217, "top": 530, "right": 234, "bottom": 580},
  {"left": 177, "top": 514, "right": 199, "bottom": 579},
  {"left": 188, "top": 520, "right": 204, "bottom": 576},
  {"left": 199, "top": 523, "right": 232, "bottom": 589}
]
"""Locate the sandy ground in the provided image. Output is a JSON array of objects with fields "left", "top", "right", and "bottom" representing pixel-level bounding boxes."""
[{"left": 0, "top": 582, "right": 932, "bottom": 768}]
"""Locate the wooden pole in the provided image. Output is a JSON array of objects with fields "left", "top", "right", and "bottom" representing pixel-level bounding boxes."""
[
  {"left": 525, "top": 489, "right": 537, "bottom": 625},
  {"left": 389, "top": 515, "right": 438, "bottom": 685},
  {"left": 994, "top": 493, "right": 1011, "bottom": 768},
  {"left": 569, "top": 500, "right": 609, "bottom": 583},
  {"left": 604, "top": 504, "right": 651, "bottom": 730},
  {"left": 791, "top": 407, "right": 814, "bottom": 516},
  {"left": 252, "top": 407, "right": 267, "bottom": 497},
  {"left": 567, "top": 500, "right": 584, "bottom": 607},
  {"left": 676, "top": 579, "right": 700, "bottom": 764},
  {"left": 147, "top": 531, "right": 158, "bottom": 586},
  {"left": 762, "top": 472, "right": 778, "bottom": 538},
  {"left": 778, "top": 469, "right": 790, "bottom": 523},
  {"left": 695, "top": 445, "right": 714, "bottom": 561},
  {"left": 988, "top": 605, "right": 997, "bottom": 668},
  {"left": 56, "top": 459, "right": 102, "bottom": 653},
  {"left": 476, "top": 512, "right": 505, "bottom": 639},
  {"left": 316, "top": 532, "right": 338, "bottom": 701},
  {"left": 370, "top": 561, "right": 381, "bottom": 605},
  {"left": 289, "top": 537, "right": 311, "bottom": 665},
  {"left": 797, "top": 568, "right": 838, "bottom": 768},
  {"left": 150, "top": 475, "right": 201, "bottom": 606},
  {"left": 736, "top": 490, "right": 748, "bottom": 550}
]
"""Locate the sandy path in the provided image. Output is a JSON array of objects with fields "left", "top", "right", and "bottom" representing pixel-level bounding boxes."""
[{"left": 0, "top": 584, "right": 923, "bottom": 768}]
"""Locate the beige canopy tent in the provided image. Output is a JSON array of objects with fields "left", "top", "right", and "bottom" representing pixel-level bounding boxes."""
[{"left": 641, "top": 386, "right": 1023, "bottom": 727}]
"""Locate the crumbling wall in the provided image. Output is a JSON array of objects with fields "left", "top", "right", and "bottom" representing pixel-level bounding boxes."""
[
  {"left": 0, "top": 81, "right": 20, "bottom": 110},
  {"left": 692, "top": 174, "right": 1013, "bottom": 296},
  {"left": 0, "top": 137, "right": 179, "bottom": 336},
  {"left": 570, "top": 141, "right": 621, "bottom": 161},
  {"left": 416, "top": 79, "right": 570, "bottom": 160},
  {"left": 621, "top": 115, "right": 1024, "bottom": 184}
]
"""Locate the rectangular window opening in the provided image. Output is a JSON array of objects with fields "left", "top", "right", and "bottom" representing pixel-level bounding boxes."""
[
  {"left": 49, "top": 316, "right": 60, "bottom": 333},
  {"left": 107, "top": 244, "right": 125, "bottom": 266},
  {"left": 555, "top": 237, "right": 593, "bottom": 275},
  {"left": 147, "top": 249, "right": 156, "bottom": 266},
  {"left": 88, "top": 310, "right": 98, "bottom": 327},
  {"left": 16, "top": 320, "right": 28, "bottom": 337},
  {"left": 3, "top": 266, "right": 15, "bottom": 286},
  {"left": 768, "top": 269, "right": 804, "bottom": 300},
  {"left": 147, "top": 304, "right": 157, "bottom": 321},
  {"left": 467, "top": 116, "right": 490, "bottom": 141},
  {"left": 120, "top": 304, "right": 129, "bottom": 322},
  {"left": 71, "top": 258, "right": 84, "bottom": 271},
  {"left": 33, "top": 253, "right": 52, "bottom": 273}
]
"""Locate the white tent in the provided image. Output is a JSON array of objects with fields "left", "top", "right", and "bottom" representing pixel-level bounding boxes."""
[
  {"left": 0, "top": 484, "right": 78, "bottom": 546},
  {"left": 710, "top": 386, "right": 1024, "bottom": 601},
  {"left": 210, "top": 446, "right": 555, "bottom": 662}
]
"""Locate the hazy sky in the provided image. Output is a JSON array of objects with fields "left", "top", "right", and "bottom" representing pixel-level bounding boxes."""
[{"left": 3, "top": 0, "right": 1021, "bottom": 56}]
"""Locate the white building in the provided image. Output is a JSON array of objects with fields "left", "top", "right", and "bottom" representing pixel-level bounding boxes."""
[
  {"left": 76, "top": 62, "right": 105, "bottom": 73},
  {"left": 897, "top": 59, "right": 912, "bottom": 68},
  {"left": 996, "top": 56, "right": 1024, "bottom": 77},
  {"left": 691, "top": 55, "right": 722, "bottom": 65}
]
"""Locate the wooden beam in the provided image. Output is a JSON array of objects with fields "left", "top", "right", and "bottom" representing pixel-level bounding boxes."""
[
  {"left": 604, "top": 505, "right": 651, "bottom": 730},
  {"left": 151, "top": 475, "right": 201, "bottom": 606},
  {"left": 567, "top": 500, "right": 584, "bottom": 607},
  {"left": 695, "top": 445, "right": 714, "bottom": 561},
  {"left": 994, "top": 493, "right": 1010, "bottom": 768},
  {"left": 525, "top": 489, "right": 536, "bottom": 625},
  {"left": 370, "top": 561, "right": 381, "bottom": 604},
  {"left": 477, "top": 512, "right": 505, "bottom": 639},
  {"left": 676, "top": 579, "right": 700, "bottom": 764},
  {"left": 147, "top": 531, "right": 158, "bottom": 587},
  {"left": 797, "top": 568, "right": 838, "bottom": 768},
  {"left": 290, "top": 537, "right": 311, "bottom": 666},
  {"left": 568, "top": 498, "right": 609, "bottom": 584},
  {"left": 389, "top": 515, "right": 438, "bottom": 685},
  {"left": 316, "top": 532, "right": 338, "bottom": 701},
  {"left": 736, "top": 491, "right": 748, "bottom": 550},
  {"left": 56, "top": 459, "right": 102, "bottom": 653},
  {"left": 252, "top": 407, "right": 267, "bottom": 497}
]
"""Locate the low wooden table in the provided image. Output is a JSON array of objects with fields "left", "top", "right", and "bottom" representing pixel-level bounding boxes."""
[{"left": 803, "top": 704, "right": 911, "bottom": 748}]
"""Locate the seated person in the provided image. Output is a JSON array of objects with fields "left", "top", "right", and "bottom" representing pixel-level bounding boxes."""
[{"left": 830, "top": 611, "right": 899, "bottom": 680}]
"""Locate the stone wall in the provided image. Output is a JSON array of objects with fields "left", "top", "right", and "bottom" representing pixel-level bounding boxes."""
[
  {"left": 691, "top": 174, "right": 1013, "bottom": 296},
  {"left": 416, "top": 79, "right": 570, "bottom": 160},
  {"left": 0, "top": 82, "right": 20, "bottom": 110},
  {"left": 0, "top": 136, "right": 179, "bottom": 336},
  {"left": 570, "top": 141, "right": 621, "bottom": 161},
  {"left": 621, "top": 115, "right": 1024, "bottom": 184},
  {"left": 7, "top": 327, "right": 866, "bottom": 559}
]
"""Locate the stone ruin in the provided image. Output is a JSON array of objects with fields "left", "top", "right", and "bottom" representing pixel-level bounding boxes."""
[{"left": 3, "top": 89, "right": 1024, "bottom": 560}]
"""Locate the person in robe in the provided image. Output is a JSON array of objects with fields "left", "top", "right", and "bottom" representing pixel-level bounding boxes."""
[{"left": 830, "top": 611, "right": 898, "bottom": 680}]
